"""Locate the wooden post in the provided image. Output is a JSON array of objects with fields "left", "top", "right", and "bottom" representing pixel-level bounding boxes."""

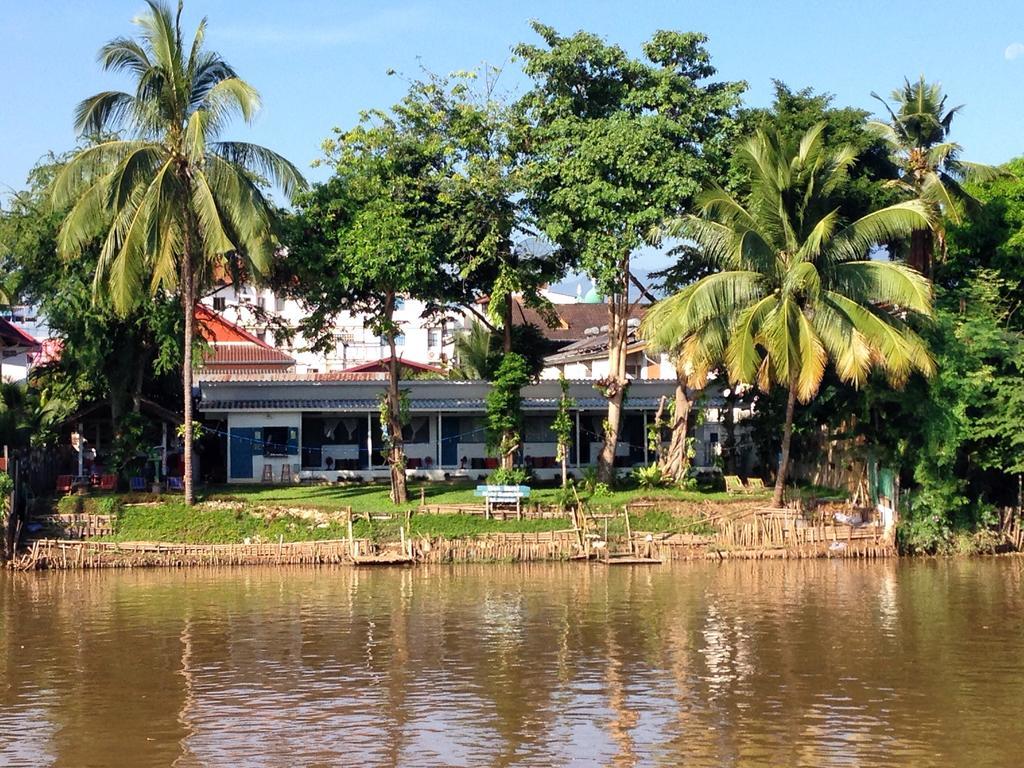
[
  {"left": 623, "top": 505, "right": 634, "bottom": 555},
  {"left": 346, "top": 505, "right": 354, "bottom": 555}
]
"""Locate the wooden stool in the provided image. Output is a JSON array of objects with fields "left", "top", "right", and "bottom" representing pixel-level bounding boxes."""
[
  {"left": 262, "top": 464, "right": 274, "bottom": 483},
  {"left": 280, "top": 464, "right": 292, "bottom": 483}
]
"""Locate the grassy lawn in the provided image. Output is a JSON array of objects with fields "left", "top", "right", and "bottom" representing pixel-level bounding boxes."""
[
  {"left": 202, "top": 480, "right": 741, "bottom": 513},
  {"left": 53, "top": 480, "right": 780, "bottom": 544}
]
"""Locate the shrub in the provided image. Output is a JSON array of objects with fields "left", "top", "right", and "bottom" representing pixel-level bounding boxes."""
[
  {"left": 488, "top": 467, "right": 531, "bottom": 486},
  {"left": 632, "top": 464, "right": 665, "bottom": 490}
]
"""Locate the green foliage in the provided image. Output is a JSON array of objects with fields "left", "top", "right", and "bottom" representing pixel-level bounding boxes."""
[
  {"left": 578, "top": 467, "right": 611, "bottom": 496},
  {"left": 484, "top": 352, "right": 532, "bottom": 458},
  {"left": 893, "top": 272, "right": 1024, "bottom": 550},
  {"left": 488, "top": 467, "right": 531, "bottom": 486},
  {"left": 51, "top": 1, "right": 303, "bottom": 504},
  {"left": 643, "top": 124, "right": 935, "bottom": 400},
  {"left": 108, "top": 411, "right": 146, "bottom": 477},
  {"left": 641, "top": 124, "right": 937, "bottom": 503},
  {"left": 0, "top": 472, "right": 13, "bottom": 501},
  {"left": 552, "top": 374, "right": 575, "bottom": 471},
  {"left": 516, "top": 24, "right": 744, "bottom": 297},
  {"left": 633, "top": 464, "right": 666, "bottom": 490},
  {"left": 869, "top": 76, "right": 1001, "bottom": 272},
  {"left": 0, "top": 153, "right": 178, "bottom": 438},
  {"left": 451, "top": 322, "right": 554, "bottom": 381}
]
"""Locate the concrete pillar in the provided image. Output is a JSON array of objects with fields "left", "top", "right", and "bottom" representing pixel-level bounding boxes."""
[{"left": 366, "top": 411, "right": 373, "bottom": 473}]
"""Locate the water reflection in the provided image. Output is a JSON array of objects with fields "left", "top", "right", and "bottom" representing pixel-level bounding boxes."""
[{"left": 2, "top": 560, "right": 1023, "bottom": 766}]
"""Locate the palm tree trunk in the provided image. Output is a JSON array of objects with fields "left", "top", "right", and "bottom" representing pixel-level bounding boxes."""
[
  {"left": 662, "top": 367, "right": 691, "bottom": 484},
  {"left": 181, "top": 253, "right": 195, "bottom": 506},
  {"left": 772, "top": 382, "right": 798, "bottom": 508},
  {"left": 597, "top": 257, "right": 629, "bottom": 485},
  {"left": 908, "top": 228, "right": 933, "bottom": 277},
  {"left": 385, "top": 293, "right": 408, "bottom": 505}
]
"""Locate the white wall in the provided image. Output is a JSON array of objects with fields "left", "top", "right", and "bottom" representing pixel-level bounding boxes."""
[
  {"left": 227, "top": 412, "right": 302, "bottom": 483},
  {"left": 202, "top": 286, "right": 464, "bottom": 373}
]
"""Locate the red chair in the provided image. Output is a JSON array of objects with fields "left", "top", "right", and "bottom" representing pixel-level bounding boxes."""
[
  {"left": 99, "top": 474, "right": 118, "bottom": 491},
  {"left": 56, "top": 475, "right": 73, "bottom": 494}
]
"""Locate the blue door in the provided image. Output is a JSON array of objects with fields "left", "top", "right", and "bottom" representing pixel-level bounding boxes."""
[
  {"left": 441, "top": 416, "right": 459, "bottom": 467},
  {"left": 229, "top": 428, "right": 256, "bottom": 479}
]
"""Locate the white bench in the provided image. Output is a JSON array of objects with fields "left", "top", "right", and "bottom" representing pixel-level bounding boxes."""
[{"left": 474, "top": 485, "right": 531, "bottom": 519}]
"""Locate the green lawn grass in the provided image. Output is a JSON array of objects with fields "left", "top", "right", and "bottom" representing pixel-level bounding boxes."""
[
  {"left": 63, "top": 480, "right": 778, "bottom": 544},
  {"left": 202, "top": 480, "right": 741, "bottom": 513}
]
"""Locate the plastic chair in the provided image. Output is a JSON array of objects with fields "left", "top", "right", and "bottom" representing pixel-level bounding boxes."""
[
  {"left": 129, "top": 476, "right": 147, "bottom": 492},
  {"left": 167, "top": 477, "right": 184, "bottom": 492}
]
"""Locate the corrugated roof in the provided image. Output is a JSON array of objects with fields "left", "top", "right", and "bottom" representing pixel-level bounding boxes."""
[
  {"left": 200, "top": 396, "right": 664, "bottom": 412},
  {"left": 199, "top": 371, "right": 388, "bottom": 383}
]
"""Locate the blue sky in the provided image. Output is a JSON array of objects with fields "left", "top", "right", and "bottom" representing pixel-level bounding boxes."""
[{"left": 3, "top": 0, "right": 1023, "bottom": 276}]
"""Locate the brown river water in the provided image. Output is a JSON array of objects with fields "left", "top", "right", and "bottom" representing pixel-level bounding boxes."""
[{"left": 2, "top": 559, "right": 1023, "bottom": 767}]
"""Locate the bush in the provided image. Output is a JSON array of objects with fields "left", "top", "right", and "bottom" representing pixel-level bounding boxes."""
[
  {"left": 632, "top": 464, "right": 665, "bottom": 490},
  {"left": 579, "top": 467, "right": 601, "bottom": 493},
  {"left": 488, "top": 467, "right": 531, "bottom": 486}
]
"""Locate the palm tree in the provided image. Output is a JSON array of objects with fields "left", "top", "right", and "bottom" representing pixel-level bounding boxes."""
[
  {"left": 870, "top": 76, "right": 999, "bottom": 276},
  {"left": 641, "top": 124, "right": 936, "bottom": 507},
  {"left": 51, "top": 1, "right": 304, "bottom": 504},
  {"left": 450, "top": 323, "right": 492, "bottom": 379}
]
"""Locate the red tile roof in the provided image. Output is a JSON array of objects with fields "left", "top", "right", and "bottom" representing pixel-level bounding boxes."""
[
  {"left": 195, "top": 305, "right": 296, "bottom": 372},
  {"left": 341, "top": 356, "right": 444, "bottom": 374},
  {"left": 196, "top": 304, "right": 271, "bottom": 345},
  {"left": 0, "top": 318, "right": 40, "bottom": 350}
]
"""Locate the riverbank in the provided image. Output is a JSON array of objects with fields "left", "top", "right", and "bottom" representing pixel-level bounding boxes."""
[{"left": 7, "top": 481, "right": 899, "bottom": 570}]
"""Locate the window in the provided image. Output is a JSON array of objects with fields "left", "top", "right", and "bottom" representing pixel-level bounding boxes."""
[
  {"left": 212, "top": 297, "right": 226, "bottom": 311},
  {"left": 381, "top": 334, "right": 405, "bottom": 348},
  {"left": 709, "top": 432, "right": 719, "bottom": 444},
  {"left": 275, "top": 296, "right": 286, "bottom": 312},
  {"left": 263, "top": 426, "right": 290, "bottom": 456},
  {"left": 428, "top": 327, "right": 442, "bottom": 349},
  {"left": 401, "top": 417, "right": 431, "bottom": 444},
  {"left": 257, "top": 296, "right": 266, "bottom": 310},
  {"left": 394, "top": 297, "right": 406, "bottom": 310}
]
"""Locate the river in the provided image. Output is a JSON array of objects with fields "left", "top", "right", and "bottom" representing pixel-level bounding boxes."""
[{"left": 1, "top": 560, "right": 1022, "bottom": 767}]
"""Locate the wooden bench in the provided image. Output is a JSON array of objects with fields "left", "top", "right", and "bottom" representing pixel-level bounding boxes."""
[{"left": 474, "top": 485, "right": 531, "bottom": 519}]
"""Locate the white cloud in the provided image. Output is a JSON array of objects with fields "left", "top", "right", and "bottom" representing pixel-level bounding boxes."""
[{"left": 1005, "top": 42, "right": 1024, "bottom": 60}]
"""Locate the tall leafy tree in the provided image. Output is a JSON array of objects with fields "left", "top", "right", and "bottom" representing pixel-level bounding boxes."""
[
  {"left": 870, "top": 76, "right": 998, "bottom": 276},
  {"left": 423, "top": 68, "right": 567, "bottom": 352},
  {"left": 641, "top": 125, "right": 936, "bottom": 506},
  {"left": 2, "top": 152, "right": 182, "bottom": 443},
  {"left": 282, "top": 88, "right": 458, "bottom": 504},
  {"left": 418, "top": 69, "right": 566, "bottom": 461},
  {"left": 516, "top": 23, "right": 744, "bottom": 483},
  {"left": 50, "top": 1, "right": 304, "bottom": 503}
]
